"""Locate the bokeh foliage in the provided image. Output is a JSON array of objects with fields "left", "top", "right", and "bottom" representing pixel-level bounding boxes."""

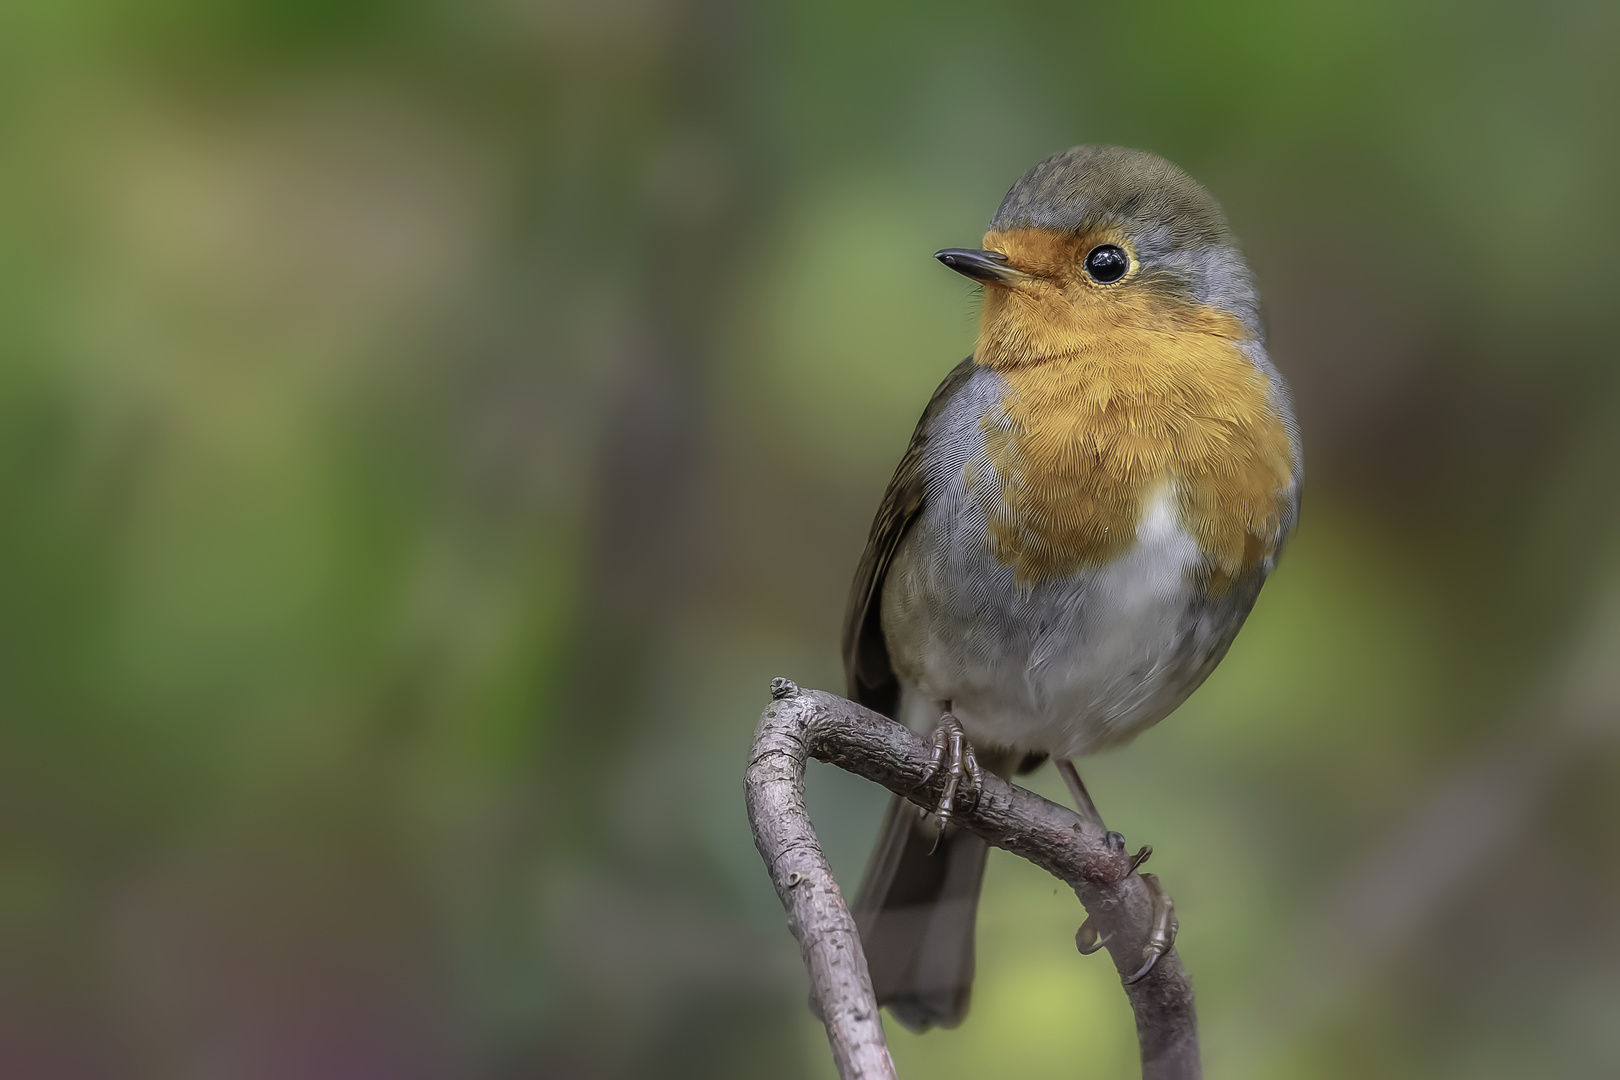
[{"left": 0, "top": 0, "right": 1617, "bottom": 1077}]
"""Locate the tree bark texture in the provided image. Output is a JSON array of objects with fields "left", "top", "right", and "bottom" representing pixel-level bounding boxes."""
[{"left": 745, "top": 679, "right": 1199, "bottom": 1080}]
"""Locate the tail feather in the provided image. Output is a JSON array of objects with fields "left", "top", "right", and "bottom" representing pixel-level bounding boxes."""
[{"left": 852, "top": 796, "right": 990, "bottom": 1032}]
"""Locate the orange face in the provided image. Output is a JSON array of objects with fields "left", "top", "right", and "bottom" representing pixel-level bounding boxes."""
[{"left": 969, "top": 227, "right": 1295, "bottom": 592}]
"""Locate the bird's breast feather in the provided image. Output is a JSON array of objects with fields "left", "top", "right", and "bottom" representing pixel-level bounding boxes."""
[{"left": 975, "top": 302, "right": 1294, "bottom": 592}]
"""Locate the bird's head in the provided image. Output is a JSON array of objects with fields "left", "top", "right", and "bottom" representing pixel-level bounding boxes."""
[{"left": 937, "top": 146, "right": 1262, "bottom": 368}]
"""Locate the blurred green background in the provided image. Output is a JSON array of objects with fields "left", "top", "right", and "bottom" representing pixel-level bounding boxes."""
[{"left": 2, "top": 0, "right": 1618, "bottom": 1076}]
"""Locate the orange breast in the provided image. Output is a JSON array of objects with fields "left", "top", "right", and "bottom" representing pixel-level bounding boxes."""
[{"left": 973, "top": 241, "right": 1294, "bottom": 592}]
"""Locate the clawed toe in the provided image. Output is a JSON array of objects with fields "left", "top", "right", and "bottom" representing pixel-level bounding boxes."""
[
  {"left": 1075, "top": 849, "right": 1177, "bottom": 983},
  {"left": 1075, "top": 918, "right": 1107, "bottom": 955},
  {"left": 917, "top": 711, "right": 981, "bottom": 838},
  {"left": 1123, "top": 871, "right": 1178, "bottom": 984}
]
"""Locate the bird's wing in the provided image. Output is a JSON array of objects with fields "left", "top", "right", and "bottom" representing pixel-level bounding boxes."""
[{"left": 841, "top": 356, "right": 977, "bottom": 718}]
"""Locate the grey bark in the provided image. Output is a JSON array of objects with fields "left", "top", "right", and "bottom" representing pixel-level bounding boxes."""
[{"left": 745, "top": 679, "right": 1199, "bottom": 1080}]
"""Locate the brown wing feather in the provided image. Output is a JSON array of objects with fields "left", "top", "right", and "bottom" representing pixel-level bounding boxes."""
[{"left": 841, "top": 357, "right": 977, "bottom": 718}]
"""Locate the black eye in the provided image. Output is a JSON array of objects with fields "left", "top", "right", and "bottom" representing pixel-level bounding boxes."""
[{"left": 1084, "top": 244, "right": 1129, "bottom": 284}]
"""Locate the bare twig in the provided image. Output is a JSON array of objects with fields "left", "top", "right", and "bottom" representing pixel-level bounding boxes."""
[{"left": 745, "top": 679, "right": 1199, "bottom": 1080}]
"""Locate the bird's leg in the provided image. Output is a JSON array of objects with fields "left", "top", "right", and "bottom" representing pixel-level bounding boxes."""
[
  {"left": 1056, "top": 757, "right": 1149, "bottom": 864},
  {"left": 1055, "top": 758, "right": 1104, "bottom": 826},
  {"left": 1061, "top": 757, "right": 1175, "bottom": 978},
  {"left": 916, "top": 707, "right": 982, "bottom": 837}
]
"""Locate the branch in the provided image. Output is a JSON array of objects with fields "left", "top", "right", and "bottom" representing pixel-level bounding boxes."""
[{"left": 745, "top": 679, "right": 1199, "bottom": 1080}]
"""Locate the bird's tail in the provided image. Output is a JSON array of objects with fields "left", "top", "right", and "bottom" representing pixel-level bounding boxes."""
[{"left": 851, "top": 795, "right": 990, "bottom": 1032}]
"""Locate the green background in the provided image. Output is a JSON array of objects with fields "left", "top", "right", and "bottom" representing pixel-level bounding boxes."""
[{"left": 1, "top": 0, "right": 1618, "bottom": 1076}]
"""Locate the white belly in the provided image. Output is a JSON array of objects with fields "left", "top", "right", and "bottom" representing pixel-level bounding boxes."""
[{"left": 881, "top": 486, "right": 1237, "bottom": 759}]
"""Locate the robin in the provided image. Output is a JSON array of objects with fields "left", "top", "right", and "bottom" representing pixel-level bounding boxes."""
[{"left": 843, "top": 145, "right": 1302, "bottom": 1031}]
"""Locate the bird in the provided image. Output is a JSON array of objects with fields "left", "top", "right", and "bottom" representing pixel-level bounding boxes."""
[{"left": 842, "top": 145, "right": 1302, "bottom": 1032}]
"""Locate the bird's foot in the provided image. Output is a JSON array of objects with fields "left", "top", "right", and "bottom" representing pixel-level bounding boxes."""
[
  {"left": 1075, "top": 843, "right": 1176, "bottom": 981},
  {"left": 1124, "top": 872, "right": 1178, "bottom": 984},
  {"left": 916, "top": 711, "right": 982, "bottom": 838}
]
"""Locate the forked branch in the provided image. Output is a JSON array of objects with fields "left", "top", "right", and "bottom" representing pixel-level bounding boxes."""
[{"left": 745, "top": 680, "right": 1199, "bottom": 1080}]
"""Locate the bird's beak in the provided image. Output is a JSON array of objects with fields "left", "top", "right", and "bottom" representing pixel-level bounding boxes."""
[{"left": 933, "top": 248, "right": 1031, "bottom": 286}]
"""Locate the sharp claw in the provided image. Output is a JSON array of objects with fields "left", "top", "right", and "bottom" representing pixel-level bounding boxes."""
[
  {"left": 1126, "top": 952, "right": 1160, "bottom": 984},
  {"left": 1123, "top": 871, "right": 1178, "bottom": 985},
  {"left": 917, "top": 711, "right": 978, "bottom": 839},
  {"left": 1075, "top": 918, "right": 1108, "bottom": 955},
  {"left": 1130, "top": 844, "right": 1153, "bottom": 872}
]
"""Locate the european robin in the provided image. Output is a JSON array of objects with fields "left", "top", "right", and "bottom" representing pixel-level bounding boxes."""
[{"left": 844, "top": 145, "right": 1302, "bottom": 1031}]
